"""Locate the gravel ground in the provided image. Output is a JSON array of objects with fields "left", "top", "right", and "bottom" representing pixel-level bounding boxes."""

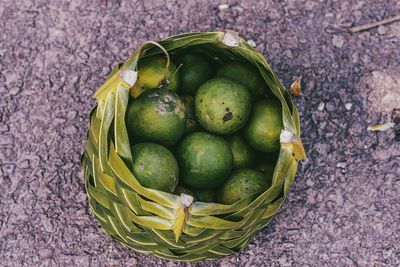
[{"left": 1, "top": 0, "right": 400, "bottom": 266}]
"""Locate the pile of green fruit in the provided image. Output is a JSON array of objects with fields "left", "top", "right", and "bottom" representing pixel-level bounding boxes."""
[
  {"left": 82, "top": 31, "right": 306, "bottom": 261},
  {"left": 125, "top": 53, "right": 283, "bottom": 205}
]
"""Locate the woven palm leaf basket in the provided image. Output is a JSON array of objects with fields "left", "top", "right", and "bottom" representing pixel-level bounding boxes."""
[{"left": 81, "top": 30, "right": 306, "bottom": 262}]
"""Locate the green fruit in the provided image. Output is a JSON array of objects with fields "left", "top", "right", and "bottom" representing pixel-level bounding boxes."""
[
  {"left": 255, "top": 162, "right": 274, "bottom": 187},
  {"left": 216, "top": 62, "right": 265, "bottom": 98},
  {"left": 174, "top": 185, "right": 194, "bottom": 196},
  {"left": 243, "top": 98, "right": 283, "bottom": 152},
  {"left": 130, "top": 54, "right": 180, "bottom": 98},
  {"left": 177, "top": 131, "right": 233, "bottom": 189},
  {"left": 181, "top": 96, "right": 199, "bottom": 134},
  {"left": 126, "top": 88, "right": 186, "bottom": 147},
  {"left": 192, "top": 188, "right": 217, "bottom": 203},
  {"left": 218, "top": 169, "right": 269, "bottom": 205},
  {"left": 131, "top": 143, "right": 179, "bottom": 192},
  {"left": 177, "top": 53, "right": 213, "bottom": 95},
  {"left": 227, "top": 134, "right": 256, "bottom": 169},
  {"left": 195, "top": 78, "right": 252, "bottom": 135}
]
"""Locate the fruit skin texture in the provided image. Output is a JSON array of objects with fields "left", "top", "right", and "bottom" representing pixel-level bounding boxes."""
[
  {"left": 192, "top": 188, "right": 217, "bottom": 203},
  {"left": 177, "top": 53, "right": 213, "bottom": 95},
  {"left": 218, "top": 169, "right": 269, "bottom": 205},
  {"left": 195, "top": 78, "right": 252, "bottom": 135},
  {"left": 126, "top": 88, "right": 186, "bottom": 147},
  {"left": 216, "top": 62, "right": 265, "bottom": 98},
  {"left": 181, "top": 95, "right": 199, "bottom": 134},
  {"left": 255, "top": 161, "right": 274, "bottom": 188},
  {"left": 130, "top": 54, "right": 180, "bottom": 98},
  {"left": 243, "top": 98, "right": 283, "bottom": 152},
  {"left": 227, "top": 134, "right": 256, "bottom": 169},
  {"left": 176, "top": 131, "right": 233, "bottom": 189},
  {"left": 131, "top": 143, "right": 179, "bottom": 193}
]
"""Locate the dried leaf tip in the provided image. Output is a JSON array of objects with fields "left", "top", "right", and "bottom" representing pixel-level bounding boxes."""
[
  {"left": 172, "top": 193, "right": 194, "bottom": 242},
  {"left": 367, "top": 122, "right": 395, "bottom": 132},
  {"left": 120, "top": 69, "right": 138, "bottom": 87},
  {"left": 289, "top": 79, "right": 302, "bottom": 96},
  {"left": 221, "top": 30, "right": 240, "bottom": 47},
  {"left": 280, "top": 130, "right": 307, "bottom": 160}
]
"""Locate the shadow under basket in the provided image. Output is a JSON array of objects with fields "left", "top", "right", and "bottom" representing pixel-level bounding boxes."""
[{"left": 81, "top": 30, "right": 306, "bottom": 262}]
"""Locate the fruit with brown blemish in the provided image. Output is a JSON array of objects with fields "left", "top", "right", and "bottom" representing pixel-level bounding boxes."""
[
  {"left": 194, "top": 78, "right": 252, "bottom": 135},
  {"left": 126, "top": 88, "right": 186, "bottom": 147}
]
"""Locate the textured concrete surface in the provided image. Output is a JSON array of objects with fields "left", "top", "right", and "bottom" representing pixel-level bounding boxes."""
[{"left": 1, "top": 0, "right": 400, "bottom": 266}]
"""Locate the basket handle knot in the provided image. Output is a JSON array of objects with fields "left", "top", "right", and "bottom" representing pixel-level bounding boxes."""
[
  {"left": 221, "top": 30, "right": 240, "bottom": 47},
  {"left": 172, "top": 193, "right": 194, "bottom": 242},
  {"left": 280, "top": 130, "right": 307, "bottom": 161}
]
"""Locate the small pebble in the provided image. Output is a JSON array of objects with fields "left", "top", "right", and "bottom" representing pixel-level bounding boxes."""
[
  {"left": 218, "top": 4, "right": 229, "bottom": 10},
  {"left": 345, "top": 103, "right": 353, "bottom": 110},
  {"left": 318, "top": 102, "right": 325, "bottom": 111},
  {"left": 125, "top": 258, "right": 138, "bottom": 266},
  {"left": 332, "top": 35, "right": 344, "bottom": 48},
  {"left": 19, "top": 159, "right": 30, "bottom": 169},
  {"left": 9, "top": 86, "right": 22, "bottom": 95},
  {"left": 247, "top": 39, "right": 256, "bottom": 47},
  {"left": 63, "top": 125, "right": 78, "bottom": 135},
  {"left": 377, "top": 26, "right": 386, "bottom": 35},
  {"left": 337, "top": 162, "right": 346, "bottom": 168}
]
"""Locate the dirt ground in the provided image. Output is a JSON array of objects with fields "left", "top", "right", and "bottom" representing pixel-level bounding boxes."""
[{"left": 1, "top": 0, "right": 399, "bottom": 266}]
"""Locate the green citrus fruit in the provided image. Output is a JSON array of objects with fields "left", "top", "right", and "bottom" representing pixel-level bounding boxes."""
[
  {"left": 218, "top": 168, "right": 269, "bottom": 205},
  {"left": 255, "top": 161, "right": 275, "bottom": 188},
  {"left": 227, "top": 134, "right": 256, "bottom": 169},
  {"left": 131, "top": 143, "right": 179, "bottom": 192},
  {"left": 126, "top": 88, "right": 186, "bottom": 147},
  {"left": 243, "top": 98, "right": 283, "bottom": 152},
  {"left": 195, "top": 78, "right": 252, "bottom": 135},
  {"left": 130, "top": 54, "right": 180, "bottom": 98},
  {"left": 176, "top": 131, "right": 233, "bottom": 189},
  {"left": 174, "top": 185, "right": 194, "bottom": 196},
  {"left": 216, "top": 62, "right": 265, "bottom": 98},
  {"left": 181, "top": 95, "right": 199, "bottom": 134},
  {"left": 177, "top": 53, "right": 213, "bottom": 95},
  {"left": 192, "top": 188, "right": 217, "bottom": 203}
]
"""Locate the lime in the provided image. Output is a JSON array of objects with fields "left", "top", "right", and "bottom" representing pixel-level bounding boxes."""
[
  {"left": 227, "top": 134, "right": 256, "bottom": 169},
  {"left": 130, "top": 54, "right": 180, "bottom": 98},
  {"left": 126, "top": 88, "right": 186, "bottom": 147},
  {"left": 177, "top": 53, "right": 213, "bottom": 95},
  {"left": 195, "top": 78, "right": 252, "bottom": 135},
  {"left": 243, "top": 98, "right": 283, "bottom": 152},
  {"left": 176, "top": 131, "right": 233, "bottom": 189},
  {"left": 216, "top": 61, "right": 265, "bottom": 98},
  {"left": 181, "top": 95, "right": 199, "bottom": 134},
  {"left": 192, "top": 188, "right": 217, "bottom": 203},
  {"left": 218, "top": 169, "right": 269, "bottom": 205},
  {"left": 255, "top": 161, "right": 275, "bottom": 188},
  {"left": 131, "top": 143, "right": 179, "bottom": 192}
]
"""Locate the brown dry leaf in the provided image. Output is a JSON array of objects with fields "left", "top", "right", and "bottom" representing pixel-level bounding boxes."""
[
  {"left": 367, "top": 122, "right": 395, "bottom": 132},
  {"left": 289, "top": 79, "right": 302, "bottom": 96}
]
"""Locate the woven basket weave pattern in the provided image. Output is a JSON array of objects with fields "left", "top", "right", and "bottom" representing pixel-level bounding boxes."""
[{"left": 81, "top": 31, "right": 302, "bottom": 261}]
